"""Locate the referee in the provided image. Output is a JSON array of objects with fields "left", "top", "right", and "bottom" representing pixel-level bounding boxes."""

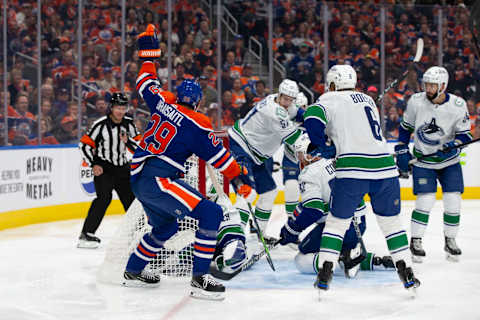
[{"left": 78, "top": 93, "right": 141, "bottom": 248}]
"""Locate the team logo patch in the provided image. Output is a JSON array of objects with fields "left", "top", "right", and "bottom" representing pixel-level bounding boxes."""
[
  {"left": 416, "top": 118, "right": 445, "bottom": 146},
  {"left": 418, "top": 178, "right": 428, "bottom": 185}
]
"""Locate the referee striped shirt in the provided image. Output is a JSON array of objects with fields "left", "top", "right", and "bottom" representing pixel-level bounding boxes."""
[{"left": 79, "top": 115, "right": 141, "bottom": 167}]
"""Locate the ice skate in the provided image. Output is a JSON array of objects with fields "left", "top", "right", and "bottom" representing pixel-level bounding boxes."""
[
  {"left": 123, "top": 270, "right": 160, "bottom": 287},
  {"left": 410, "top": 237, "right": 425, "bottom": 263},
  {"left": 314, "top": 261, "right": 333, "bottom": 299},
  {"left": 190, "top": 274, "right": 225, "bottom": 301},
  {"left": 395, "top": 260, "right": 420, "bottom": 297},
  {"left": 444, "top": 237, "right": 461, "bottom": 262},
  {"left": 77, "top": 232, "right": 101, "bottom": 249}
]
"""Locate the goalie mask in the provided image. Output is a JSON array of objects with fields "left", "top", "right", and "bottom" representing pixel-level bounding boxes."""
[
  {"left": 422, "top": 66, "right": 449, "bottom": 101},
  {"left": 326, "top": 64, "right": 357, "bottom": 91}
]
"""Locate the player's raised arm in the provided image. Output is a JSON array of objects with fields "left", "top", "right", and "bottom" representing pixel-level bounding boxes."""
[{"left": 136, "top": 24, "right": 176, "bottom": 113}]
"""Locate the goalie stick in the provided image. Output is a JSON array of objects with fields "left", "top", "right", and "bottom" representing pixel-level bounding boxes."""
[
  {"left": 376, "top": 38, "right": 424, "bottom": 105},
  {"left": 207, "top": 165, "right": 276, "bottom": 272}
]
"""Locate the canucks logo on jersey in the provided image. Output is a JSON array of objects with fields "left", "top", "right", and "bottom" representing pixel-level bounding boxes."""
[{"left": 416, "top": 118, "right": 445, "bottom": 146}]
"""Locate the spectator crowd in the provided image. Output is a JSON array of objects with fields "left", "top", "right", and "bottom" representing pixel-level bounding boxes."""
[{"left": 1, "top": 0, "right": 479, "bottom": 147}]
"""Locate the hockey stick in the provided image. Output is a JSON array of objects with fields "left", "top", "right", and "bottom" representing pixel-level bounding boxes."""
[
  {"left": 272, "top": 161, "right": 299, "bottom": 173},
  {"left": 209, "top": 240, "right": 280, "bottom": 280},
  {"left": 208, "top": 165, "right": 276, "bottom": 272},
  {"left": 376, "top": 38, "right": 424, "bottom": 104},
  {"left": 408, "top": 137, "right": 480, "bottom": 165}
]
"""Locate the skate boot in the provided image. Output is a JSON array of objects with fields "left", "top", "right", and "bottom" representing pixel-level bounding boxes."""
[
  {"left": 123, "top": 270, "right": 160, "bottom": 287},
  {"left": 395, "top": 260, "right": 420, "bottom": 296},
  {"left": 190, "top": 274, "right": 225, "bottom": 301},
  {"left": 314, "top": 261, "right": 334, "bottom": 298},
  {"left": 444, "top": 237, "right": 461, "bottom": 262},
  {"left": 410, "top": 237, "right": 426, "bottom": 263},
  {"left": 77, "top": 232, "right": 101, "bottom": 249}
]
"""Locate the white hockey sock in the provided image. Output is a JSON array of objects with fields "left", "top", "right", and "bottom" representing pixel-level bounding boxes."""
[
  {"left": 316, "top": 215, "right": 351, "bottom": 269},
  {"left": 376, "top": 215, "right": 411, "bottom": 266},
  {"left": 443, "top": 192, "right": 461, "bottom": 238},
  {"left": 254, "top": 190, "right": 276, "bottom": 232},
  {"left": 411, "top": 193, "right": 436, "bottom": 238},
  {"left": 284, "top": 179, "right": 300, "bottom": 219}
]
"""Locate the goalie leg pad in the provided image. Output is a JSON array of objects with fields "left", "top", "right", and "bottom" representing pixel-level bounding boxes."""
[
  {"left": 294, "top": 252, "right": 318, "bottom": 274},
  {"left": 376, "top": 215, "right": 411, "bottom": 266},
  {"left": 443, "top": 192, "right": 461, "bottom": 238},
  {"left": 411, "top": 192, "right": 435, "bottom": 238}
]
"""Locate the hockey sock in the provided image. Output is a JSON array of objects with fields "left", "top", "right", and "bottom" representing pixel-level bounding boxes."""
[
  {"left": 191, "top": 200, "right": 223, "bottom": 276},
  {"left": 317, "top": 215, "right": 351, "bottom": 268},
  {"left": 254, "top": 190, "right": 276, "bottom": 231},
  {"left": 376, "top": 215, "right": 411, "bottom": 265},
  {"left": 443, "top": 192, "right": 461, "bottom": 238},
  {"left": 125, "top": 222, "right": 178, "bottom": 273},
  {"left": 411, "top": 193, "right": 435, "bottom": 238},
  {"left": 284, "top": 179, "right": 300, "bottom": 219},
  {"left": 235, "top": 197, "right": 250, "bottom": 228}
]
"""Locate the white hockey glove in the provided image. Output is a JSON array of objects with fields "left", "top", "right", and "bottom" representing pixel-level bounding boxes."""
[{"left": 296, "top": 92, "right": 308, "bottom": 108}]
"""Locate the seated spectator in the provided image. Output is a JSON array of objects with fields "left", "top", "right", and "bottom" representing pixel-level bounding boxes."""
[
  {"left": 223, "top": 50, "right": 243, "bottom": 79},
  {"left": 240, "top": 64, "right": 260, "bottom": 94},
  {"left": 221, "top": 90, "right": 238, "bottom": 127},
  {"left": 227, "top": 34, "right": 246, "bottom": 66},
  {"left": 288, "top": 41, "right": 315, "bottom": 80},
  {"left": 8, "top": 69, "right": 31, "bottom": 106},
  {"left": 231, "top": 79, "right": 246, "bottom": 108},
  {"left": 276, "top": 33, "right": 298, "bottom": 66},
  {"left": 198, "top": 74, "right": 217, "bottom": 111},
  {"left": 98, "top": 67, "right": 119, "bottom": 91},
  {"left": 467, "top": 98, "right": 477, "bottom": 132},
  {"left": 53, "top": 88, "right": 70, "bottom": 117},
  {"left": 253, "top": 80, "right": 268, "bottom": 103},
  {"left": 366, "top": 86, "right": 379, "bottom": 102},
  {"left": 220, "top": 66, "right": 233, "bottom": 92},
  {"left": 195, "top": 38, "right": 215, "bottom": 68},
  {"left": 183, "top": 51, "right": 201, "bottom": 78},
  {"left": 28, "top": 118, "right": 59, "bottom": 145},
  {"left": 194, "top": 20, "right": 211, "bottom": 49},
  {"left": 52, "top": 49, "right": 78, "bottom": 87},
  {"left": 206, "top": 103, "right": 222, "bottom": 129},
  {"left": 53, "top": 115, "right": 78, "bottom": 144}
]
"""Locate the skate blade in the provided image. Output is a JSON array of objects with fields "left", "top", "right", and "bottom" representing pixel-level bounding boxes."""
[
  {"left": 411, "top": 255, "right": 424, "bottom": 263},
  {"left": 77, "top": 240, "right": 99, "bottom": 249},
  {"left": 317, "top": 288, "right": 329, "bottom": 301},
  {"left": 445, "top": 253, "right": 460, "bottom": 262},
  {"left": 190, "top": 287, "right": 225, "bottom": 301},
  {"left": 407, "top": 286, "right": 418, "bottom": 299},
  {"left": 122, "top": 280, "right": 160, "bottom": 288}
]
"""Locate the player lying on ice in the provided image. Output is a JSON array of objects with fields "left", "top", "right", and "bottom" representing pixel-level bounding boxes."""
[
  {"left": 278, "top": 134, "right": 395, "bottom": 278},
  {"left": 122, "top": 24, "right": 253, "bottom": 301}
]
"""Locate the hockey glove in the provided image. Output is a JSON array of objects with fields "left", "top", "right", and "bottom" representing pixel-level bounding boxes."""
[
  {"left": 309, "top": 142, "right": 336, "bottom": 159},
  {"left": 279, "top": 217, "right": 302, "bottom": 245},
  {"left": 435, "top": 140, "right": 459, "bottom": 160},
  {"left": 137, "top": 24, "right": 161, "bottom": 60},
  {"left": 394, "top": 144, "right": 412, "bottom": 179}
]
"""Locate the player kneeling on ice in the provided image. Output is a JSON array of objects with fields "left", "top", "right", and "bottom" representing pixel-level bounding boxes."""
[
  {"left": 279, "top": 135, "right": 395, "bottom": 278},
  {"left": 303, "top": 65, "right": 420, "bottom": 297},
  {"left": 122, "top": 24, "right": 253, "bottom": 301},
  {"left": 395, "top": 66, "right": 472, "bottom": 263}
]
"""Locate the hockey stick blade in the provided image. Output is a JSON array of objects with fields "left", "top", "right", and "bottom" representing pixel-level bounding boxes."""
[
  {"left": 377, "top": 38, "right": 423, "bottom": 104},
  {"left": 413, "top": 38, "right": 424, "bottom": 62}
]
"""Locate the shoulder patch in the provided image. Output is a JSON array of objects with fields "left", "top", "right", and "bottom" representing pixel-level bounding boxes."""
[
  {"left": 454, "top": 97, "right": 465, "bottom": 107},
  {"left": 275, "top": 107, "right": 288, "bottom": 119}
]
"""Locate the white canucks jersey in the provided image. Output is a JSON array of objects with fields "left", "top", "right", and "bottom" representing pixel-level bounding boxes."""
[
  {"left": 401, "top": 92, "right": 471, "bottom": 169},
  {"left": 298, "top": 159, "right": 366, "bottom": 222},
  {"left": 306, "top": 91, "right": 397, "bottom": 179},
  {"left": 228, "top": 94, "right": 302, "bottom": 165}
]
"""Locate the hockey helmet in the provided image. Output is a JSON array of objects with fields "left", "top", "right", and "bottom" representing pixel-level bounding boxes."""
[
  {"left": 422, "top": 66, "right": 449, "bottom": 96},
  {"left": 107, "top": 92, "right": 128, "bottom": 114},
  {"left": 279, "top": 79, "right": 299, "bottom": 98},
  {"left": 326, "top": 64, "right": 357, "bottom": 91},
  {"left": 177, "top": 79, "right": 203, "bottom": 109}
]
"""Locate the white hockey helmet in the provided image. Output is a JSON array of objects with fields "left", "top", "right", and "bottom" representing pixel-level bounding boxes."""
[
  {"left": 422, "top": 66, "right": 449, "bottom": 95},
  {"left": 326, "top": 64, "right": 357, "bottom": 91},
  {"left": 279, "top": 79, "right": 299, "bottom": 98}
]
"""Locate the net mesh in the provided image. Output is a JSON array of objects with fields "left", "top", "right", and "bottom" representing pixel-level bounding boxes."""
[{"left": 97, "top": 156, "right": 225, "bottom": 284}]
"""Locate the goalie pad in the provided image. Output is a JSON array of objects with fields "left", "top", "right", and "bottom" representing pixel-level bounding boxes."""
[{"left": 212, "top": 194, "right": 247, "bottom": 274}]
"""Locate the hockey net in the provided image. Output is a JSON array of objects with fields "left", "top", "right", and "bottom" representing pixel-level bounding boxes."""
[{"left": 98, "top": 134, "right": 229, "bottom": 284}]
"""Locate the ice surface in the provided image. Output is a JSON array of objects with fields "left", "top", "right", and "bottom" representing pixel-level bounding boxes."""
[{"left": 1, "top": 201, "right": 479, "bottom": 320}]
